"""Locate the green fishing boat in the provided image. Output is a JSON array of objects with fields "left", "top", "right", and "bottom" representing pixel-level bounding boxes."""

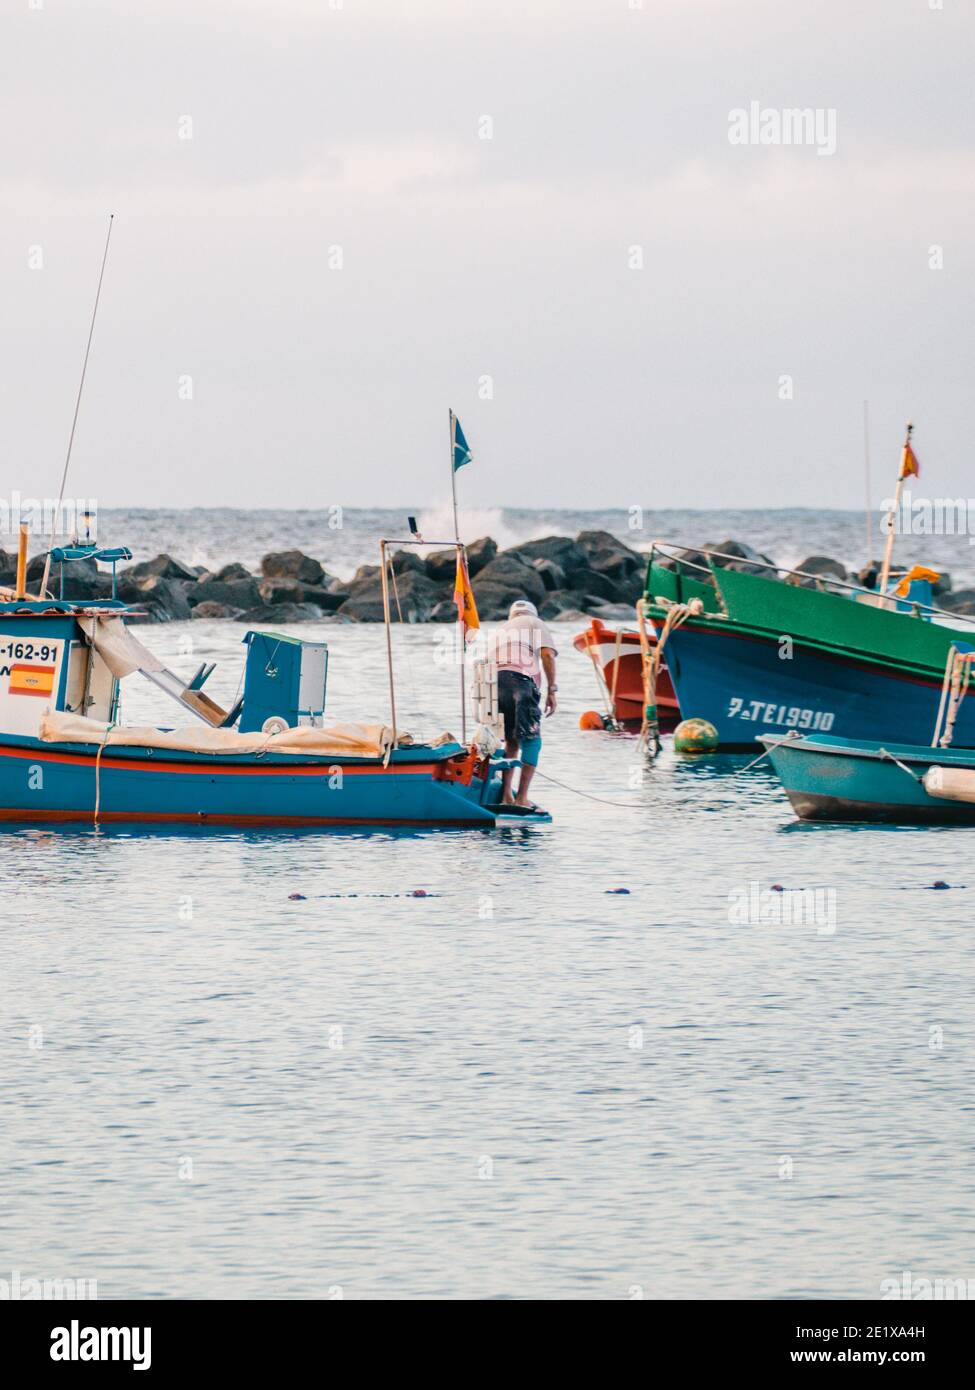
[{"left": 642, "top": 545, "right": 975, "bottom": 749}]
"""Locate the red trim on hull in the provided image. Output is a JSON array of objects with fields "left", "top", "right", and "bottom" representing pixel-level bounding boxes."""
[
  {"left": 0, "top": 808, "right": 491, "bottom": 827},
  {"left": 0, "top": 744, "right": 442, "bottom": 777}
]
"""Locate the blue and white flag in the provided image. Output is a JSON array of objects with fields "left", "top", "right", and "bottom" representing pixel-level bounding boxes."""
[{"left": 450, "top": 410, "right": 473, "bottom": 473}]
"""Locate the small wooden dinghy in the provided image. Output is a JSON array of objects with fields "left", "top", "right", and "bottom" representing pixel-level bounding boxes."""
[
  {"left": 573, "top": 617, "right": 680, "bottom": 730},
  {"left": 760, "top": 732, "right": 975, "bottom": 825}
]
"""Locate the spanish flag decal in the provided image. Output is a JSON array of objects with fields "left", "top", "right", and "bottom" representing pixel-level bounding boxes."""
[{"left": 9, "top": 663, "right": 56, "bottom": 697}]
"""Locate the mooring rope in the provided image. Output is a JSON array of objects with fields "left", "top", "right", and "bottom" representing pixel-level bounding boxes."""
[
  {"left": 531, "top": 768, "right": 648, "bottom": 809},
  {"left": 734, "top": 729, "right": 803, "bottom": 774},
  {"left": 637, "top": 597, "right": 696, "bottom": 752},
  {"left": 93, "top": 721, "right": 117, "bottom": 825}
]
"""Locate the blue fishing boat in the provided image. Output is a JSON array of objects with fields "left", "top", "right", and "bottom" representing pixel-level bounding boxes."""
[
  {"left": 642, "top": 544, "right": 975, "bottom": 749},
  {"left": 0, "top": 533, "right": 525, "bottom": 829}
]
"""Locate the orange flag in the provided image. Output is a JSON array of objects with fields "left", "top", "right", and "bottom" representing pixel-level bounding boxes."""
[
  {"left": 900, "top": 439, "right": 920, "bottom": 479},
  {"left": 453, "top": 550, "right": 479, "bottom": 633}
]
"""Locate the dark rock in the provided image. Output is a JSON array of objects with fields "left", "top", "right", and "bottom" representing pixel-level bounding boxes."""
[
  {"left": 474, "top": 553, "right": 547, "bottom": 605},
  {"left": 939, "top": 589, "right": 975, "bottom": 615},
  {"left": 238, "top": 602, "right": 323, "bottom": 624},
  {"left": 703, "top": 539, "right": 775, "bottom": 575},
  {"left": 389, "top": 549, "right": 425, "bottom": 576},
  {"left": 339, "top": 569, "right": 442, "bottom": 623},
  {"left": 932, "top": 571, "right": 953, "bottom": 597},
  {"left": 260, "top": 550, "right": 325, "bottom": 585},
  {"left": 786, "top": 554, "right": 849, "bottom": 590},
  {"left": 424, "top": 537, "right": 496, "bottom": 583},
  {"left": 532, "top": 558, "right": 566, "bottom": 591},
  {"left": 569, "top": 566, "right": 624, "bottom": 602},
  {"left": 297, "top": 585, "right": 346, "bottom": 613},
  {"left": 539, "top": 589, "right": 594, "bottom": 620},
  {"left": 212, "top": 561, "right": 253, "bottom": 582},
  {"left": 424, "top": 549, "right": 458, "bottom": 583},
  {"left": 190, "top": 577, "right": 262, "bottom": 610},
  {"left": 336, "top": 594, "right": 386, "bottom": 622},
  {"left": 132, "top": 575, "right": 193, "bottom": 621},
  {"left": 473, "top": 578, "right": 539, "bottom": 621},
  {"left": 505, "top": 535, "right": 588, "bottom": 580},
  {"left": 575, "top": 530, "right": 646, "bottom": 583},
  {"left": 191, "top": 601, "right": 243, "bottom": 620},
  {"left": 467, "top": 536, "right": 498, "bottom": 575},
  {"left": 124, "top": 553, "right": 199, "bottom": 583},
  {"left": 258, "top": 577, "right": 304, "bottom": 605},
  {"left": 796, "top": 554, "right": 848, "bottom": 581},
  {"left": 258, "top": 576, "right": 345, "bottom": 613}
]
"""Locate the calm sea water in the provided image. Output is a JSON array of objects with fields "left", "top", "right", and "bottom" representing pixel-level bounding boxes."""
[{"left": 2, "top": 600, "right": 974, "bottom": 1300}]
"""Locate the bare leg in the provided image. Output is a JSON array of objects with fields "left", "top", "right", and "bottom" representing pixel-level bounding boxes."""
[
  {"left": 515, "top": 763, "right": 537, "bottom": 806},
  {"left": 500, "top": 737, "right": 519, "bottom": 803}
]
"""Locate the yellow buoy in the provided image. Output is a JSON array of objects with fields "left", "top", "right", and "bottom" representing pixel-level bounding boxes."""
[{"left": 673, "top": 717, "right": 719, "bottom": 753}]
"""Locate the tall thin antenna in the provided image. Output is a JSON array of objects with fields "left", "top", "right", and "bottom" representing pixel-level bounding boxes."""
[
  {"left": 863, "top": 399, "right": 873, "bottom": 561},
  {"left": 39, "top": 213, "right": 115, "bottom": 598}
]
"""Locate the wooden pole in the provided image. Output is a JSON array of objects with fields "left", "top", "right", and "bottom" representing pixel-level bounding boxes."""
[
  {"left": 15, "top": 522, "right": 28, "bottom": 598},
  {"left": 878, "top": 423, "right": 913, "bottom": 607},
  {"left": 380, "top": 541, "right": 397, "bottom": 748}
]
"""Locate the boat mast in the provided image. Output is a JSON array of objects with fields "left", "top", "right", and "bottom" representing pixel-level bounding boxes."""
[
  {"left": 449, "top": 409, "right": 466, "bottom": 742},
  {"left": 39, "top": 214, "right": 115, "bottom": 599}
]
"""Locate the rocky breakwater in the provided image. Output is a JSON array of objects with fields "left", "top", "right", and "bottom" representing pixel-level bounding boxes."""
[{"left": 0, "top": 532, "right": 651, "bottom": 624}]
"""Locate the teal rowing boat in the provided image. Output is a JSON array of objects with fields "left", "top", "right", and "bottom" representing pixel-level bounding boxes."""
[{"left": 761, "top": 732, "right": 975, "bottom": 824}]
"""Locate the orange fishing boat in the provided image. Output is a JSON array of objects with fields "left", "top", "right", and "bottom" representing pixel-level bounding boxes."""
[{"left": 573, "top": 617, "right": 680, "bottom": 730}]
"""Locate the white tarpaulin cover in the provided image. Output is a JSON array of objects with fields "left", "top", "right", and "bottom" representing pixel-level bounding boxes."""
[
  {"left": 39, "top": 709, "right": 394, "bottom": 759},
  {"left": 78, "top": 616, "right": 165, "bottom": 677}
]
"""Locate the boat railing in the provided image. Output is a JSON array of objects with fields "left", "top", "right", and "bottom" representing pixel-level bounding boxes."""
[{"left": 646, "top": 538, "right": 975, "bottom": 630}]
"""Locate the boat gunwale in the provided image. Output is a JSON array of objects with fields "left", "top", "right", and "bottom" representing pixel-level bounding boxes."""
[
  {"left": 0, "top": 732, "right": 473, "bottom": 771},
  {"left": 644, "top": 601, "right": 975, "bottom": 687},
  {"left": 644, "top": 538, "right": 975, "bottom": 629},
  {"left": 759, "top": 733, "right": 975, "bottom": 766}
]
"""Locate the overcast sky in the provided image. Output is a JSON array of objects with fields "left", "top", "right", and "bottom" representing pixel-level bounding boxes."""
[{"left": 1, "top": 0, "right": 972, "bottom": 514}]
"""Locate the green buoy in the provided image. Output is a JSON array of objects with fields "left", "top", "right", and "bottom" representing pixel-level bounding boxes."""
[{"left": 673, "top": 717, "right": 719, "bottom": 753}]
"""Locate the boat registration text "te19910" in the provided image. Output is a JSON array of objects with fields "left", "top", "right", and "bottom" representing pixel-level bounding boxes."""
[{"left": 727, "top": 698, "right": 835, "bottom": 730}]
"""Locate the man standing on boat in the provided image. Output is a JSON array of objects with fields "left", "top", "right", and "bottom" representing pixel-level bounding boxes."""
[{"left": 491, "top": 599, "right": 558, "bottom": 813}]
